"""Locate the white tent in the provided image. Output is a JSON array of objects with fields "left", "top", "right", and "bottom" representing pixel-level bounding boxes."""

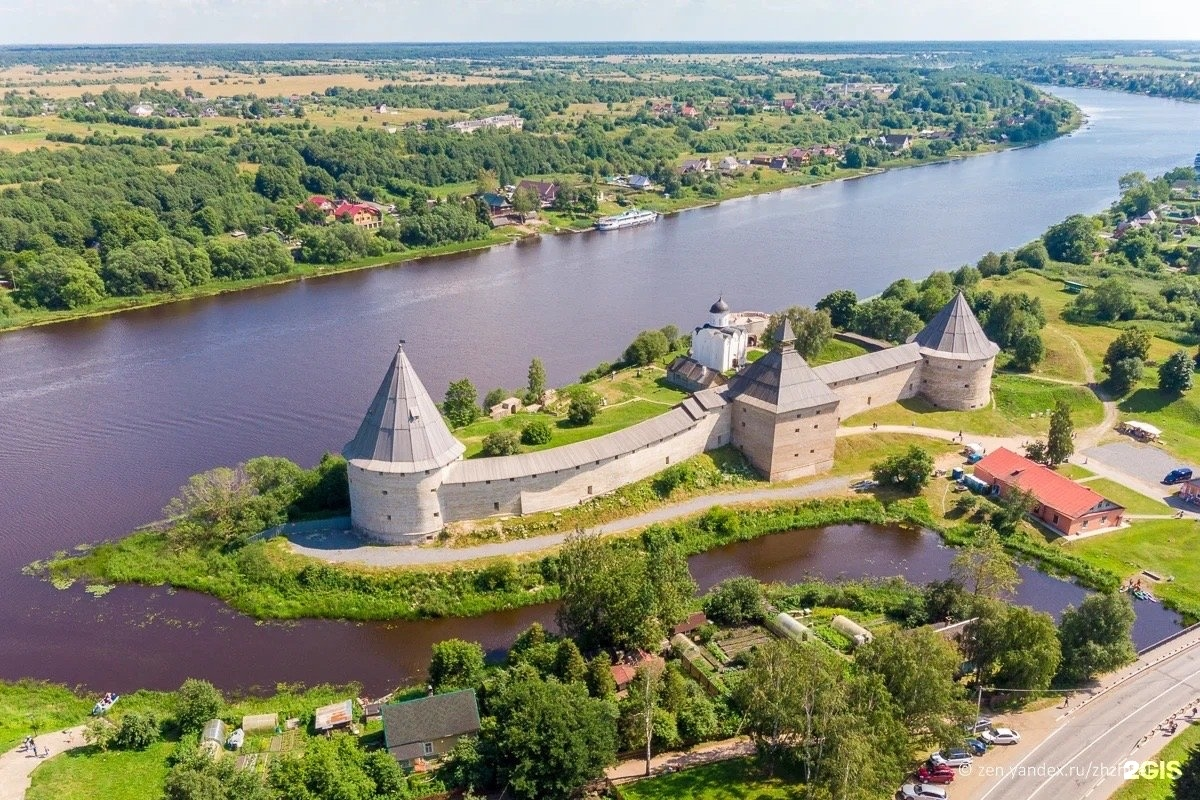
[{"left": 1124, "top": 421, "right": 1162, "bottom": 438}]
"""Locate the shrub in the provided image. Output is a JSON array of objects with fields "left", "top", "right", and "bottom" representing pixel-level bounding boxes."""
[
  {"left": 481, "top": 429, "right": 521, "bottom": 457},
  {"left": 703, "top": 577, "right": 765, "bottom": 625},
  {"left": 567, "top": 388, "right": 602, "bottom": 426},
  {"left": 521, "top": 419, "right": 553, "bottom": 445},
  {"left": 175, "top": 678, "right": 223, "bottom": 733},
  {"left": 114, "top": 712, "right": 160, "bottom": 751}
]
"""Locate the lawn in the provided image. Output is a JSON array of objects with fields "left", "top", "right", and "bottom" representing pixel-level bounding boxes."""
[
  {"left": 1085, "top": 478, "right": 1173, "bottom": 515},
  {"left": 27, "top": 738, "right": 174, "bottom": 800},
  {"left": 830, "top": 433, "right": 959, "bottom": 477},
  {"left": 843, "top": 374, "right": 1103, "bottom": 437},
  {"left": 1119, "top": 384, "right": 1200, "bottom": 464},
  {"left": 618, "top": 757, "right": 802, "bottom": 800},
  {"left": 455, "top": 365, "right": 689, "bottom": 458},
  {"left": 809, "top": 337, "right": 870, "bottom": 366},
  {"left": 0, "top": 681, "right": 92, "bottom": 751},
  {"left": 1070, "top": 519, "right": 1200, "bottom": 616},
  {"left": 1055, "top": 463, "right": 1095, "bottom": 480},
  {"left": 1110, "top": 721, "right": 1200, "bottom": 800}
]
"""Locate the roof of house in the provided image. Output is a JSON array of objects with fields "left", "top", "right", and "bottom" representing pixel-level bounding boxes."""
[
  {"left": 974, "top": 448, "right": 1123, "bottom": 518},
  {"left": 667, "top": 355, "right": 723, "bottom": 389},
  {"left": 812, "top": 342, "right": 922, "bottom": 386},
  {"left": 343, "top": 343, "right": 466, "bottom": 472},
  {"left": 726, "top": 320, "right": 841, "bottom": 413},
  {"left": 516, "top": 179, "right": 558, "bottom": 200},
  {"left": 383, "top": 690, "right": 480, "bottom": 760},
  {"left": 314, "top": 700, "right": 354, "bottom": 730},
  {"left": 333, "top": 201, "right": 380, "bottom": 218},
  {"left": 480, "top": 192, "right": 509, "bottom": 208},
  {"left": 909, "top": 291, "right": 1000, "bottom": 360}
]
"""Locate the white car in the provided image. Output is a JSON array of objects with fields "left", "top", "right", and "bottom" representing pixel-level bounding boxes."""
[
  {"left": 898, "top": 784, "right": 949, "bottom": 800},
  {"left": 981, "top": 727, "right": 1021, "bottom": 745},
  {"left": 930, "top": 749, "right": 973, "bottom": 768}
]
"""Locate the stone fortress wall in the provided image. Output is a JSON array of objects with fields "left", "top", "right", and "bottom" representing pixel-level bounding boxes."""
[{"left": 344, "top": 292, "right": 999, "bottom": 544}]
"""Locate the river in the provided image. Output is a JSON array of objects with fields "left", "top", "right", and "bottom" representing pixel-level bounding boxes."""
[{"left": 1, "top": 86, "right": 1198, "bottom": 691}]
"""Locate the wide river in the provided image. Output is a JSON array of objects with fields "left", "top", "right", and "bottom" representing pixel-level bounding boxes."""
[{"left": 1, "top": 86, "right": 1198, "bottom": 692}]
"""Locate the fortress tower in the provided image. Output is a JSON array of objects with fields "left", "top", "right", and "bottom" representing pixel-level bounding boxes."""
[
  {"left": 726, "top": 320, "right": 842, "bottom": 481},
  {"left": 343, "top": 342, "right": 464, "bottom": 544},
  {"left": 909, "top": 291, "right": 999, "bottom": 411}
]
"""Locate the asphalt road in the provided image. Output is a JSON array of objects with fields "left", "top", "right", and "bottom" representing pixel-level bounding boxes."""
[{"left": 972, "top": 639, "right": 1200, "bottom": 800}]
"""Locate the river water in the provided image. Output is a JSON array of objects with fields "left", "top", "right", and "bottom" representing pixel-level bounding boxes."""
[{"left": 1, "top": 86, "right": 1197, "bottom": 691}]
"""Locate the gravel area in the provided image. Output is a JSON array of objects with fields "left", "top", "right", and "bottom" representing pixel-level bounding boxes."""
[{"left": 1082, "top": 441, "right": 1190, "bottom": 487}]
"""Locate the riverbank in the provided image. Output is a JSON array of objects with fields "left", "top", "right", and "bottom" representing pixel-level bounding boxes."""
[{"left": 0, "top": 109, "right": 1079, "bottom": 336}]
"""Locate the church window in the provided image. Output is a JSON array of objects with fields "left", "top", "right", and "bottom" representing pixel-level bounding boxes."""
[
  {"left": 810, "top": 449, "right": 815, "bottom": 453},
  {"left": 795, "top": 428, "right": 800, "bottom": 433},
  {"left": 382, "top": 490, "right": 388, "bottom": 495},
  {"left": 485, "top": 480, "right": 491, "bottom": 485},
  {"left": 964, "top": 383, "right": 969, "bottom": 388},
  {"left": 494, "top": 502, "right": 500, "bottom": 511},
  {"left": 957, "top": 364, "right": 962, "bottom": 369},
  {"left": 867, "top": 397, "right": 871, "bottom": 405},
  {"left": 430, "top": 488, "right": 436, "bottom": 492}
]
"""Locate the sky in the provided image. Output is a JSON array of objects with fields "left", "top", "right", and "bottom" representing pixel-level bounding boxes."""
[{"left": 1, "top": 0, "right": 1199, "bottom": 45}]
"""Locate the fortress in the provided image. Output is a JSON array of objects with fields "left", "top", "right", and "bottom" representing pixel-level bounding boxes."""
[{"left": 343, "top": 292, "right": 999, "bottom": 544}]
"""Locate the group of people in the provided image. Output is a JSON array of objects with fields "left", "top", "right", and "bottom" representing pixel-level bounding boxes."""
[{"left": 21, "top": 736, "right": 48, "bottom": 758}]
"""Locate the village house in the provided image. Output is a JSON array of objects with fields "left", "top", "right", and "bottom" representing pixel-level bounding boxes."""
[
  {"left": 515, "top": 179, "right": 559, "bottom": 208},
  {"left": 972, "top": 448, "right": 1125, "bottom": 536},
  {"left": 382, "top": 690, "right": 481, "bottom": 766},
  {"left": 680, "top": 104, "right": 699, "bottom": 118},
  {"left": 769, "top": 156, "right": 789, "bottom": 171},
  {"left": 680, "top": 158, "right": 712, "bottom": 174},
  {"left": 314, "top": 699, "right": 355, "bottom": 733},
  {"left": 128, "top": 103, "right": 154, "bottom": 117},
  {"left": 298, "top": 196, "right": 383, "bottom": 229},
  {"left": 628, "top": 174, "right": 653, "bottom": 190},
  {"left": 880, "top": 134, "right": 912, "bottom": 152},
  {"left": 717, "top": 156, "right": 741, "bottom": 173}
]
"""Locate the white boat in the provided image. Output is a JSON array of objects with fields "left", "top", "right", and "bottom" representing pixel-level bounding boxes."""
[
  {"left": 91, "top": 692, "right": 119, "bottom": 715},
  {"left": 595, "top": 208, "right": 658, "bottom": 231}
]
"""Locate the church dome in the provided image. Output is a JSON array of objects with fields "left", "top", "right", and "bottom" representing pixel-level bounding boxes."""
[{"left": 709, "top": 297, "right": 730, "bottom": 314}]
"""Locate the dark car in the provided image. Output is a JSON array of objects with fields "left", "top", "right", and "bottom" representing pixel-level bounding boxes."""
[
  {"left": 964, "top": 737, "right": 989, "bottom": 756},
  {"left": 1164, "top": 468, "right": 1193, "bottom": 484}
]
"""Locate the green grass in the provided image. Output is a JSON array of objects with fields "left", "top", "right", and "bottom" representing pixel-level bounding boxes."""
[
  {"left": 1055, "top": 463, "right": 1095, "bottom": 480},
  {"left": 1110, "top": 721, "right": 1200, "bottom": 800},
  {"left": 1071, "top": 519, "right": 1200, "bottom": 618},
  {"left": 0, "top": 681, "right": 92, "bottom": 751},
  {"left": 618, "top": 757, "right": 802, "bottom": 800},
  {"left": 831, "top": 433, "right": 959, "bottom": 476},
  {"left": 844, "top": 373, "right": 1103, "bottom": 437},
  {"left": 1084, "top": 478, "right": 1173, "bottom": 515},
  {"left": 27, "top": 738, "right": 175, "bottom": 800},
  {"left": 809, "top": 337, "right": 870, "bottom": 366},
  {"left": 1119, "top": 385, "right": 1200, "bottom": 464}
]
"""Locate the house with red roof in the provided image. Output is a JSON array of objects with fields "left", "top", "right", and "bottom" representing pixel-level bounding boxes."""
[
  {"left": 297, "top": 196, "right": 382, "bottom": 229},
  {"left": 973, "top": 448, "right": 1124, "bottom": 536}
]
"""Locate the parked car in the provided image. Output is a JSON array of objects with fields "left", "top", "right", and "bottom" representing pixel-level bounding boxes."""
[
  {"left": 964, "top": 737, "right": 989, "bottom": 756},
  {"left": 965, "top": 717, "right": 993, "bottom": 734},
  {"left": 917, "top": 766, "right": 955, "bottom": 784},
  {"left": 930, "top": 749, "right": 973, "bottom": 768},
  {"left": 1164, "top": 467, "right": 1193, "bottom": 485},
  {"left": 898, "top": 784, "right": 949, "bottom": 800},
  {"left": 981, "top": 727, "right": 1021, "bottom": 745}
]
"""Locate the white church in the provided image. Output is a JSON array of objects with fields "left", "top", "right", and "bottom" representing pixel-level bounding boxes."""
[{"left": 667, "top": 298, "right": 770, "bottom": 392}]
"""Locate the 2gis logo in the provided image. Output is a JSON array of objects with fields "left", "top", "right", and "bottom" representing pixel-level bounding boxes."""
[{"left": 1122, "top": 759, "right": 1183, "bottom": 780}]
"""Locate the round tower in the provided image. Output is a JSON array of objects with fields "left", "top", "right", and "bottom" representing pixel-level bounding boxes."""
[
  {"left": 709, "top": 296, "right": 731, "bottom": 327},
  {"left": 343, "top": 342, "right": 465, "bottom": 544},
  {"left": 909, "top": 292, "right": 1000, "bottom": 411}
]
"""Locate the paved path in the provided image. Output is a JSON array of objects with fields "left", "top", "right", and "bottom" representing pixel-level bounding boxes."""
[
  {"left": 964, "top": 626, "right": 1200, "bottom": 800},
  {"left": 0, "top": 725, "right": 88, "bottom": 800},
  {"left": 605, "top": 736, "right": 755, "bottom": 784},
  {"left": 288, "top": 476, "right": 850, "bottom": 566}
]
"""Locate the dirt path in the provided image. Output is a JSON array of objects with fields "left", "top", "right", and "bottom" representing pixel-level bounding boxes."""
[
  {"left": 0, "top": 725, "right": 88, "bottom": 800},
  {"left": 606, "top": 735, "right": 755, "bottom": 784}
]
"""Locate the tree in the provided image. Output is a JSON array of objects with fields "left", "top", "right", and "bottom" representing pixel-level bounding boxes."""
[
  {"left": 1107, "top": 357, "right": 1144, "bottom": 396},
  {"left": 1024, "top": 440, "right": 1049, "bottom": 464},
  {"left": 1104, "top": 328, "right": 1152, "bottom": 369},
  {"left": 481, "top": 429, "right": 521, "bottom": 457},
  {"left": 484, "top": 672, "right": 617, "bottom": 800},
  {"left": 1046, "top": 400, "right": 1075, "bottom": 465},
  {"left": 1057, "top": 593, "right": 1136, "bottom": 684},
  {"left": 175, "top": 678, "right": 223, "bottom": 733},
  {"left": 951, "top": 527, "right": 1019, "bottom": 598},
  {"left": 848, "top": 298, "right": 922, "bottom": 343},
  {"left": 269, "top": 735, "right": 407, "bottom": 800},
  {"left": 967, "top": 601, "right": 1061, "bottom": 691},
  {"left": 816, "top": 289, "right": 858, "bottom": 329},
  {"left": 520, "top": 419, "right": 552, "bottom": 445},
  {"left": 585, "top": 654, "right": 617, "bottom": 699},
  {"left": 624, "top": 329, "right": 670, "bottom": 366},
  {"left": 856, "top": 627, "right": 972, "bottom": 749},
  {"left": 1043, "top": 214, "right": 1098, "bottom": 265},
  {"left": 483, "top": 387, "right": 508, "bottom": 411},
  {"left": 113, "top": 712, "right": 160, "bottom": 751},
  {"left": 527, "top": 357, "right": 547, "bottom": 400},
  {"left": 444, "top": 378, "right": 480, "bottom": 428},
  {"left": 1160, "top": 349, "right": 1195, "bottom": 395},
  {"left": 1014, "top": 241, "right": 1050, "bottom": 269},
  {"left": 430, "top": 639, "right": 487, "bottom": 692},
  {"left": 553, "top": 639, "right": 589, "bottom": 685},
  {"left": 510, "top": 186, "right": 540, "bottom": 221},
  {"left": 1010, "top": 330, "right": 1045, "bottom": 371},
  {"left": 1172, "top": 746, "right": 1200, "bottom": 799},
  {"left": 871, "top": 445, "right": 934, "bottom": 493},
  {"left": 12, "top": 251, "right": 106, "bottom": 311},
  {"left": 566, "top": 387, "right": 602, "bottom": 426},
  {"left": 702, "top": 576, "right": 764, "bottom": 625},
  {"left": 660, "top": 324, "right": 681, "bottom": 351},
  {"left": 769, "top": 306, "right": 833, "bottom": 361}
]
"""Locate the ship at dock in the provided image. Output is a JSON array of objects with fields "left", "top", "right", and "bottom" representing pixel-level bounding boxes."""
[{"left": 595, "top": 208, "right": 658, "bottom": 231}]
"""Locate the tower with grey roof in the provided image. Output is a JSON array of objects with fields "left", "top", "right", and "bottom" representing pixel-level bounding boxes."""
[
  {"left": 343, "top": 342, "right": 465, "bottom": 543},
  {"left": 908, "top": 291, "right": 999, "bottom": 410},
  {"left": 725, "top": 319, "right": 841, "bottom": 481}
]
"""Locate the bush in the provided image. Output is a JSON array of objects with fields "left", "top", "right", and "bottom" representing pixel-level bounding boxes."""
[
  {"left": 703, "top": 577, "right": 765, "bottom": 625},
  {"left": 521, "top": 419, "right": 553, "bottom": 445},
  {"left": 481, "top": 429, "right": 521, "bottom": 457},
  {"left": 697, "top": 505, "right": 741, "bottom": 536},
  {"left": 567, "top": 388, "right": 602, "bottom": 426},
  {"left": 175, "top": 678, "right": 223, "bottom": 733},
  {"left": 114, "top": 712, "right": 160, "bottom": 751}
]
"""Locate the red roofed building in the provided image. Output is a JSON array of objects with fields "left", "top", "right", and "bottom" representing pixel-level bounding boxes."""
[
  {"left": 973, "top": 448, "right": 1124, "bottom": 536},
  {"left": 297, "top": 196, "right": 382, "bottom": 229}
]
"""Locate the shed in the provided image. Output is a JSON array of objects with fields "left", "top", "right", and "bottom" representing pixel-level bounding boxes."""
[
  {"left": 314, "top": 699, "right": 355, "bottom": 732},
  {"left": 831, "top": 615, "right": 873, "bottom": 647},
  {"left": 1063, "top": 280, "right": 1087, "bottom": 294},
  {"left": 242, "top": 713, "right": 278, "bottom": 733}
]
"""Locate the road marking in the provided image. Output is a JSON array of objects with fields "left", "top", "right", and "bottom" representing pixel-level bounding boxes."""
[{"left": 975, "top": 661, "right": 1200, "bottom": 800}]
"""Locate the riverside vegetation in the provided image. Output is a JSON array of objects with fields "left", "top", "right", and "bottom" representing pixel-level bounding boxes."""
[{"left": 0, "top": 44, "right": 1077, "bottom": 330}]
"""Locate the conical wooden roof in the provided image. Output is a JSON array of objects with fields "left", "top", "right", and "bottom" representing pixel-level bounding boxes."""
[
  {"left": 343, "top": 343, "right": 465, "bottom": 472},
  {"left": 726, "top": 320, "right": 840, "bottom": 412},
  {"left": 909, "top": 292, "right": 999, "bottom": 360}
]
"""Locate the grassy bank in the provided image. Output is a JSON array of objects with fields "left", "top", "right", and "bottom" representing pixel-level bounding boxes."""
[
  {"left": 0, "top": 680, "right": 93, "bottom": 751},
  {"left": 1110, "top": 721, "right": 1200, "bottom": 800},
  {"left": 617, "top": 757, "right": 802, "bottom": 800}
]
